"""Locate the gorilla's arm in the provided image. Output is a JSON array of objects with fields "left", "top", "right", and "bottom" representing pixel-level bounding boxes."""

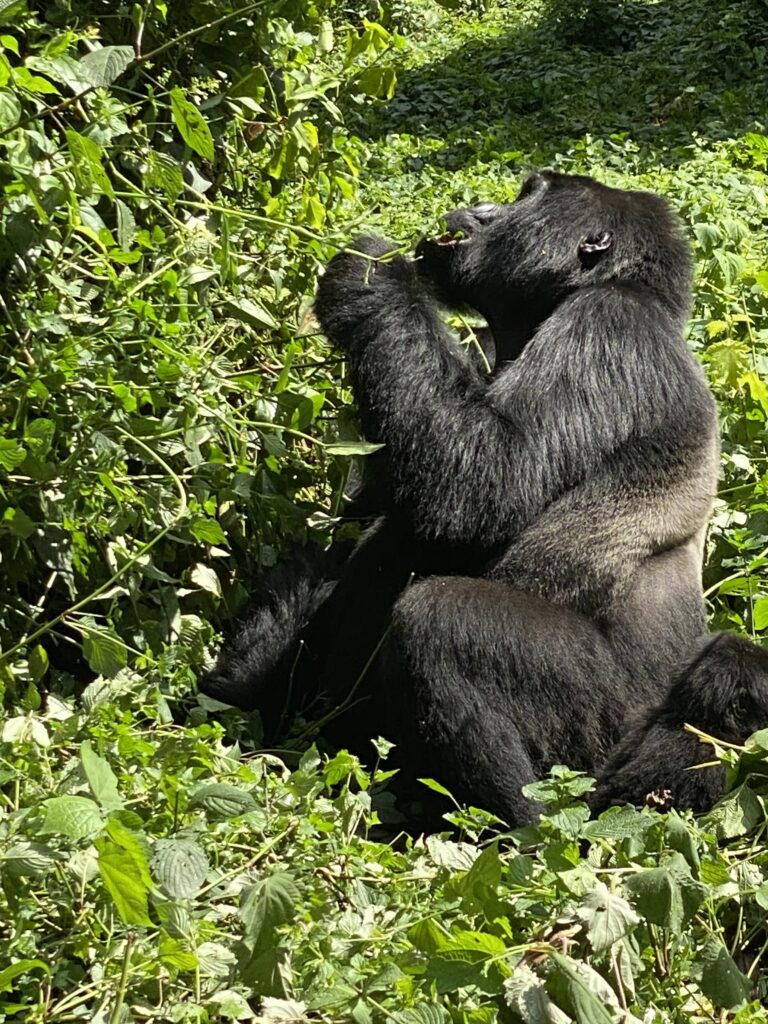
[{"left": 315, "top": 237, "right": 703, "bottom": 548}]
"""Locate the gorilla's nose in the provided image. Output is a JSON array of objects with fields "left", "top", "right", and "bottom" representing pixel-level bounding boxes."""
[{"left": 444, "top": 203, "right": 500, "bottom": 238}]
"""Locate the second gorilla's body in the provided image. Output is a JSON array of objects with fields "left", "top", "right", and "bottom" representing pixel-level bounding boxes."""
[{"left": 201, "top": 173, "right": 767, "bottom": 824}]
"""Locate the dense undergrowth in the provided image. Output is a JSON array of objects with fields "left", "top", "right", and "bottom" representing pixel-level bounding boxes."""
[{"left": 2, "top": 0, "right": 768, "bottom": 1019}]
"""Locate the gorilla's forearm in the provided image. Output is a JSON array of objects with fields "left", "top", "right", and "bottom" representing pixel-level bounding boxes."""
[{"left": 318, "top": 246, "right": 695, "bottom": 547}]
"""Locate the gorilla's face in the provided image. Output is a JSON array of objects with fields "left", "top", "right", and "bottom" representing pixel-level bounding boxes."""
[{"left": 416, "top": 171, "right": 692, "bottom": 346}]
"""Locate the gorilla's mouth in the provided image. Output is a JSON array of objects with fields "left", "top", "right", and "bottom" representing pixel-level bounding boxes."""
[{"left": 436, "top": 231, "right": 470, "bottom": 247}]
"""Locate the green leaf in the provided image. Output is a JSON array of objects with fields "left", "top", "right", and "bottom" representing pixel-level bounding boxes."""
[
  {"left": 66, "top": 128, "right": 114, "bottom": 197},
  {"left": 42, "top": 796, "right": 103, "bottom": 840},
  {"left": 325, "top": 440, "right": 386, "bottom": 456},
  {"left": 80, "top": 741, "right": 123, "bottom": 811},
  {"left": 624, "top": 867, "right": 684, "bottom": 931},
  {"left": 82, "top": 626, "right": 128, "bottom": 678},
  {"left": 224, "top": 297, "right": 278, "bottom": 330},
  {"left": 240, "top": 871, "right": 300, "bottom": 949},
  {"left": 706, "top": 784, "right": 762, "bottom": 839},
  {"left": 504, "top": 964, "right": 570, "bottom": 1024},
  {"left": 2, "top": 841, "right": 61, "bottom": 877},
  {"left": 78, "top": 46, "right": 134, "bottom": 87},
  {"left": 96, "top": 820, "right": 153, "bottom": 926},
  {"left": 169, "top": 87, "right": 215, "bottom": 161},
  {"left": 144, "top": 150, "right": 184, "bottom": 197},
  {"left": 408, "top": 918, "right": 451, "bottom": 955},
  {"left": 696, "top": 939, "right": 751, "bottom": 1010},
  {"left": 0, "top": 960, "right": 50, "bottom": 993},
  {"left": 753, "top": 596, "right": 768, "bottom": 631},
  {"left": 189, "top": 783, "right": 257, "bottom": 819},
  {"left": 190, "top": 518, "right": 228, "bottom": 546},
  {"left": 152, "top": 838, "right": 209, "bottom": 898},
  {"left": 582, "top": 805, "right": 655, "bottom": 840},
  {"left": 0, "top": 438, "right": 26, "bottom": 471},
  {"left": 575, "top": 881, "right": 640, "bottom": 952}
]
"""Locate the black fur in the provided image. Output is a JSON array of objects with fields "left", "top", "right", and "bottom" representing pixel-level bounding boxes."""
[{"left": 200, "top": 172, "right": 768, "bottom": 823}]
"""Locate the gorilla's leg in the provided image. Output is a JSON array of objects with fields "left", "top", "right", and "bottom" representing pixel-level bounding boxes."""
[
  {"left": 198, "top": 542, "right": 352, "bottom": 734},
  {"left": 385, "top": 576, "right": 630, "bottom": 825},
  {"left": 592, "top": 633, "right": 768, "bottom": 814}
]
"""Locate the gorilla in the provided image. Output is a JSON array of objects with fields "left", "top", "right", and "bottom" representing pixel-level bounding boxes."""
[{"left": 200, "top": 172, "right": 768, "bottom": 824}]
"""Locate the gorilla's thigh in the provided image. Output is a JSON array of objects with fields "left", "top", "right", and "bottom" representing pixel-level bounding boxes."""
[{"left": 386, "top": 577, "right": 628, "bottom": 823}]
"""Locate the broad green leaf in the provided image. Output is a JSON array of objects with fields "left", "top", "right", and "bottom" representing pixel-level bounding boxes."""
[
  {"left": 169, "top": 87, "right": 215, "bottom": 161},
  {"left": 504, "top": 964, "right": 570, "bottom": 1024},
  {"left": 66, "top": 129, "right": 115, "bottom": 198},
  {"left": 240, "top": 871, "right": 300, "bottom": 949},
  {"left": 224, "top": 297, "right": 278, "bottom": 330},
  {"left": 2, "top": 841, "right": 61, "bottom": 877},
  {"left": 706, "top": 784, "right": 762, "bottom": 839},
  {"left": 82, "top": 626, "right": 128, "bottom": 678},
  {"left": 624, "top": 867, "right": 684, "bottom": 931},
  {"left": 153, "top": 839, "right": 208, "bottom": 899},
  {"left": 408, "top": 918, "right": 451, "bottom": 955},
  {"left": 188, "top": 563, "right": 221, "bottom": 596},
  {"left": 190, "top": 518, "right": 228, "bottom": 546},
  {"left": 80, "top": 741, "right": 123, "bottom": 811},
  {"left": 42, "top": 795, "right": 103, "bottom": 840},
  {"left": 0, "top": 87, "right": 21, "bottom": 129},
  {"left": 582, "top": 805, "right": 655, "bottom": 840},
  {"left": 575, "top": 880, "right": 639, "bottom": 952},
  {"left": 189, "top": 782, "right": 257, "bottom": 819},
  {"left": 144, "top": 150, "right": 184, "bottom": 197},
  {"left": 96, "top": 820, "right": 153, "bottom": 926},
  {"left": 696, "top": 939, "right": 751, "bottom": 1009},
  {"left": 753, "top": 596, "right": 768, "bottom": 631},
  {"left": 78, "top": 46, "right": 133, "bottom": 87}
]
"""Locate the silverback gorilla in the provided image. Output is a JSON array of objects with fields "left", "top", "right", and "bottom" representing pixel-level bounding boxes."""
[{"left": 200, "top": 172, "right": 768, "bottom": 824}]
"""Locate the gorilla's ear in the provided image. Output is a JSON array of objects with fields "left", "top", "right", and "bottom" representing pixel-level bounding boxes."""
[{"left": 579, "top": 231, "right": 613, "bottom": 256}]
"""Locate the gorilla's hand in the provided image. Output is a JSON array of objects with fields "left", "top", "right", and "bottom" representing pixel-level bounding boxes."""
[{"left": 315, "top": 235, "right": 417, "bottom": 349}]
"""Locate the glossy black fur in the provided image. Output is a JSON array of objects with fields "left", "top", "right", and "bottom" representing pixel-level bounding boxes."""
[
  {"left": 591, "top": 633, "right": 768, "bottom": 815},
  {"left": 200, "top": 172, "right": 768, "bottom": 823}
]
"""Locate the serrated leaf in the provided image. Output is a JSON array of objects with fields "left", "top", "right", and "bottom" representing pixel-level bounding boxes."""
[
  {"left": 190, "top": 517, "right": 228, "bottom": 546},
  {"left": 152, "top": 838, "right": 208, "bottom": 898},
  {"left": 82, "top": 626, "right": 128, "bottom": 678},
  {"left": 504, "top": 964, "right": 570, "bottom": 1024},
  {"left": 582, "top": 805, "right": 655, "bottom": 840},
  {"left": 575, "top": 880, "right": 639, "bottom": 952},
  {"left": 2, "top": 841, "right": 61, "bottom": 877},
  {"left": 42, "top": 795, "right": 103, "bottom": 840},
  {"left": 706, "top": 784, "right": 762, "bottom": 839},
  {"left": 170, "top": 87, "right": 214, "bottom": 161},
  {"left": 78, "top": 45, "right": 133, "bottom": 87},
  {"left": 96, "top": 820, "right": 153, "bottom": 926},
  {"left": 240, "top": 871, "right": 300, "bottom": 950},
  {"left": 189, "top": 782, "right": 257, "bottom": 819},
  {"left": 80, "top": 741, "right": 123, "bottom": 811}
]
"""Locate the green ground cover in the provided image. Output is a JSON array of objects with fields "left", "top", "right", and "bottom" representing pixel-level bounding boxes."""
[{"left": 2, "top": 0, "right": 768, "bottom": 1019}]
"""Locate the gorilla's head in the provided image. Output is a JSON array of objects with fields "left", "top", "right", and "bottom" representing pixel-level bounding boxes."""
[{"left": 416, "top": 172, "right": 693, "bottom": 359}]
